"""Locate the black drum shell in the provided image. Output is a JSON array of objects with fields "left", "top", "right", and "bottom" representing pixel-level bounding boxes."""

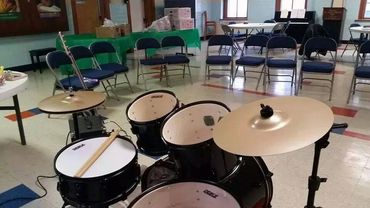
[
  {"left": 54, "top": 136, "right": 141, "bottom": 208},
  {"left": 126, "top": 90, "right": 179, "bottom": 156}
]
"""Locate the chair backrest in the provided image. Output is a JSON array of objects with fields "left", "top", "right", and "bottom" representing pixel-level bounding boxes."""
[
  {"left": 359, "top": 40, "right": 370, "bottom": 54},
  {"left": 264, "top": 19, "right": 276, "bottom": 23},
  {"left": 282, "top": 21, "right": 291, "bottom": 33},
  {"left": 161, "top": 36, "right": 186, "bottom": 48},
  {"left": 221, "top": 24, "right": 233, "bottom": 35},
  {"left": 46, "top": 50, "right": 72, "bottom": 69},
  {"left": 244, "top": 35, "right": 269, "bottom": 48},
  {"left": 271, "top": 22, "right": 285, "bottom": 34},
  {"left": 304, "top": 37, "right": 337, "bottom": 53},
  {"left": 69, "top": 46, "right": 94, "bottom": 60},
  {"left": 208, "top": 35, "right": 233, "bottom": 47},
  {"left": 136, "top": 38, "right": 161, "bottom": 50},
  {"left": 349, "top": 23, "right": 361, "bottom": 39},
  {"left": 267, "top": 36, "right": 297, "bottom": 49},
  {"left": 228, "top": 21, "right": 236, "bottom": 25},
  {"left": 356, "top": 40, "right": 370, "bottom": 67},
  {"left": 90, "top": 41, "right": 116, "bottom": 55}
]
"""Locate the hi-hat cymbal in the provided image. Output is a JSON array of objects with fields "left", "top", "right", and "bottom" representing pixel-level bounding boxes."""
[
  {"left": 38, "top": 91, "right": 106, "bottom": 114},
  {"left": 213, "top": 96, "right": 334, "bottom": 156}
]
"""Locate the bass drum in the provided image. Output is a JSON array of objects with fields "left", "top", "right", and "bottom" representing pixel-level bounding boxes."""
[
  {"left": 128, "top": 181, "right": 242, "bottom": 208},
  {"left": 126, "top": 90, "right": 179, "bottom": 156},
  {"left": 141, "top": 156, "right": 273, "bottom": 208},
  {"left": 161, "top": 101, "right": 238, "bottom": 181},
  {"left": 54, "top": 136, "right": 140, "bottom": 208}
]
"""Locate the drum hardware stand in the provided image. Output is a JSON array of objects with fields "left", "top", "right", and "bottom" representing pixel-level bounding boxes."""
[{"left": 305, "top": 123, "right": 348, "bottom": 208}]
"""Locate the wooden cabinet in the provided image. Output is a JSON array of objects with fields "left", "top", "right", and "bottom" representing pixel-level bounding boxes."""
[{"left": 323, "top": 7, "right": 346, "bottom": 43}]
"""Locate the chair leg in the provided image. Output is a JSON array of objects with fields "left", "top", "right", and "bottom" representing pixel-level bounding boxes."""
[
  {"left": 124, "top": 73, "right": 134, "bottom": 93},
  {"left": 137, "top": 63, "right": 140, "bottom": 84},
  {"left": 230, "top": 62, "right": 234, "bottom": 86},
  {"left": 204, "top": 65, "right": 208, "bottom": 84},
  {"left": 164, "top": 65, "right": 170, "bottom": 87},
  {"left": 243, "top": 66, "right": 247, "bottom": 81},
  {"left": 340, "top": 43, "right": 349, "bottom": 57},
  {"left": 233, "top": 65, "right": 239, "bottom": 83},
  {"left": 107, "top": 79, "right": 119, "bottom": 101},
  {"left": 141, "top": 67, "right": 147, "bottom": 90},
  {"left": 346, "top": 76, "right": 356, "bottom": 104},
  {"left": 183, "top": 65, "right": 186, "bottom": 79},
  {"left": 114, "top": 75, "right": 118, "bottom": 88},
  {"left": 187, "top": 64, "right": 193, "bottom": 84},
  {"left": 256, "top": 65, "right": 265, "bottom": 90},
  {"left": 329, "top": 73, "right": 335, "bottom": 101}
]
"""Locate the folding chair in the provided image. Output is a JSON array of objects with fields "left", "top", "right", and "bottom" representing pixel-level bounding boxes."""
[{"left": 341, "top": 23, "right": 362, "bottom": 57}]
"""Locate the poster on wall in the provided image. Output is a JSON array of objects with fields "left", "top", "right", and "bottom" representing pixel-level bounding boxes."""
[
  {"left": 0, "top": 0, "right": 21, "bottom": 20},
  {"left": 37, "top": 0, "right": 61, "bottom": 18}
]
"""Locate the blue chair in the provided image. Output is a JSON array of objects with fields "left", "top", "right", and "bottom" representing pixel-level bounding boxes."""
[
  {"left": 89, "top": 41, "right": 133, "bottom": 92},
  {"left": 347, "top": 40, "right": 370, "bottom": 103},
  {"left": 265, "top": 36, "right": 298, "bottom": 91},
  {"left": 234, "top": 35, "right": 269, "bottom": 90},
  {"left": 46, "top": 50, "right": 99, "bottom": 96},
  {"left": 221, "top": 24, "right": 243, "bottom": 54},
  {"left": 297, "top": 37, "right": 337, "bottom": 101},
  {"left": 205, "top": 35, "right": 234, "bottom": 86},
  {"left": 161, "top": 36, "right": 192, "bottom": 84},
  {"left": 136, "top": 37, "right": 167, "bottom": 90},
  {"left": 341, "top": 23, "right": 363, "bottom": 57},
  {"left": 69, "top": 46, "right": 117, "bottom": 99}
]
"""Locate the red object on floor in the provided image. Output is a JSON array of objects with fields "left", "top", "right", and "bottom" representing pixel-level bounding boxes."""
[
  {"left": 334, "top": 70, "right": 346, "bottom": 74},
  {"left": 331, "top": 106, "right": 358, "bottom": 117},
  {"left": 202, "top": 83, "right": 274, "bottom": 96},
  {"left": 343, "top": 130, "right": 370, "bottom": 141},
  {"left": 5, "top": 111, "right": 34, "bottom": 122}
]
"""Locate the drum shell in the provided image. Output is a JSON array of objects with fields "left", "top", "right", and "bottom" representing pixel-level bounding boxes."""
[
  {"left": 126, "top": 90, "right": 179, "bottom": 156},
  {"left": 220, "top": 156, "right": 273, "bottom": 208},
  {"left": 54, "top": 136, "right": 141, "bottom": 207},
  {"left": 167, "top": 139, "right": 239, "bottom": 181}
]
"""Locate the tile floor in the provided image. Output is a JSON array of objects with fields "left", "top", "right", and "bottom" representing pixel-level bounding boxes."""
[{"left": 0, "top": 41, "right": 370, "bottom": 208}]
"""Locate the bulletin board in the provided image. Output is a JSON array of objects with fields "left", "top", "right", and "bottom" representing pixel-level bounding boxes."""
[{"left": 0, "top": 0, "right": 68, "bottom": 37}]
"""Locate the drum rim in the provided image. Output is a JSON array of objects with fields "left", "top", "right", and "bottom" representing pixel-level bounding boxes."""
[
  {"left": 160, "top": 100, "right": 231, "bottom": 146},
  {"left": 54, "top": 135, "right": 138, "bottom": 180},
  {"left": 128, "top": 179, "right": 242, "bottom": 208},
  {"left": 126, "top": 89, "right": 179, "bottom": 124}
]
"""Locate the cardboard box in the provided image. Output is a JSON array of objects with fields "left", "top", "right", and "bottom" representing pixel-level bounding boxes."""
[
  {"left": 95, "top": 24, "right": 131, "bottom": 38},
  {"left": 173, "top": 18, "right": 194, "bottom": 30},
  {"left": 96, "top": 26, "right": 121, "bottom": 38},
  {"left": 164, "top": 7, "right": 191, "bottom": 19}
]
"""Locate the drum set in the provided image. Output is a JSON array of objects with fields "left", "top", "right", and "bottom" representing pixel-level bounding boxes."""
[{"left": 40, "top": 89, "right": 347, "bottom": 208}]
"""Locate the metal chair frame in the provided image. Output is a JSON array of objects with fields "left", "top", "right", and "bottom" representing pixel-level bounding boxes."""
[{"left": 341, "top": 23, "right": 362, "bottom": 57}]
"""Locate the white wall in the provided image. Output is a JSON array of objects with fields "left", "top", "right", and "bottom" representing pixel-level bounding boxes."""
[
  {"left": 248, "top": 0, "right": 275, "bottom": 23},
  {"left": 129, "top": 0, "right": 144, "bottom": 32}
]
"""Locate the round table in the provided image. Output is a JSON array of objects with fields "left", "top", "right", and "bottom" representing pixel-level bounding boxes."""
[
  {"left": 38, "top": 91, "right": 106, "bottom": 141},
  {"left": 0, "top": 72, "right": 28, "bottom": 145}
]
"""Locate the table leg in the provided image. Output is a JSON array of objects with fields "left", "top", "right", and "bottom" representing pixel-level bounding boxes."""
[
  {"left": 13, "top": 95, "right": 26, "bottom": 145},
  {"left": 30, "top": 54, "right": 36, "bottom": 72},
  {"left": 72, "top": 113, "right": 80, "bottom": 141}
]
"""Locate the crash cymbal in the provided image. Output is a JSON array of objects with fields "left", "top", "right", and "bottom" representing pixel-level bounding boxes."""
[
  {"left": 38, "top": 91, "right": 106, "bottom": 114},
  {"left": 213, "top": 96, "right": 334, "bottom": 156}
]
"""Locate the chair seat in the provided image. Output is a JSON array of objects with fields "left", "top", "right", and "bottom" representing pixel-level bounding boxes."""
[
  {"left": 236, "top": 56, "right": 265, "bottom": 66},
  {"left": 355, "top": 66, "right": 370, "bottom": 78},
  {"left": 206, "top": 55, "right": 232, "bottom": 65},
  {"left": 302, "top": 62, "right": 334, "bottom": 73},
  {"left": 59, "top": 76, "right": 99, "bottom": 90},
  {"left": 81, "top": 69, "right": 115, "bottom": 80},
  {"left": 140, "top": 58, "right": 166, "bottom": 66},
  {"left": 99, "top": 63, "right": 129, "bottom": 73},
  {"left": 164, "top": 55, "right": 190, "bottom": 64},
  {"left": 267, "top": 59, "right": 296, "bottom": 68}
]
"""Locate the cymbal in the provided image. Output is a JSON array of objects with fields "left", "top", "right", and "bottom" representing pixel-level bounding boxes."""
[
  {"left": 213, "top": 96, "right": 334, "bottom": 156},
  {"left": 38, "top": 91, "right": 106, "bottom": 114}
]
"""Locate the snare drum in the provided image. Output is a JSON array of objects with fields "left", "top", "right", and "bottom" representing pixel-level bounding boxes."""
[
  {"left": 54, "top": 136, "right": 140, "bottom": 207},
  {"left": 161, "top": 101, "right": 239, "bottom": 181},
  {"left": 128, "top": 181, "right": 241, "bottom": 208},
  {"left": 126, "top": 90, "right": 179, "bottom": 156}
]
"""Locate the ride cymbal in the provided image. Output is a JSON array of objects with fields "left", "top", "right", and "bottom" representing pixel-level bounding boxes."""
[
  {"left": 213, "top": 96, "right": 334, "bottom": 156},
  {"left": 38, "top": 91, "right": 106, "bottom": 114}
]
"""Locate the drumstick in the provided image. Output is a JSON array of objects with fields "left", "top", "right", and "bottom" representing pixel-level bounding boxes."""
[{"left": 74, "top": 129, "right": 121, "bottom": 177}]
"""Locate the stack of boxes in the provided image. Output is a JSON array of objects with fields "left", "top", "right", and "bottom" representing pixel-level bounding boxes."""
[{"left": 164, "top": 7, "right": 194, "bottom": 30}]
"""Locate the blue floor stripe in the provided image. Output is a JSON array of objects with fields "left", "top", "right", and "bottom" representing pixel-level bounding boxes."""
[
  {"left": 28, "top": 108, "right": 43, "bottom": 115},
  {"left": 0, "top": 184, "right": 39, "bottom": 208}
]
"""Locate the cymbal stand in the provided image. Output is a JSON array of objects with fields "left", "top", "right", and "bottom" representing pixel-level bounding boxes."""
[{"left": 305, "top": 123, "right": 348, "bottom": 208}]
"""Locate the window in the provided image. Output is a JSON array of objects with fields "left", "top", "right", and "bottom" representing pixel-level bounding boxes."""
[
  {"left": 223, "top": 0, "right": 248, "bottom": 19},
  {"left": 359, "top": 0, "right": 370, "bottom": 19},
  {"left": 276, "top": 0, "right": 306, "bottom": 11}
]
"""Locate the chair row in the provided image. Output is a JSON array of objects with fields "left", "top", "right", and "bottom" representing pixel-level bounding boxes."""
[
  {"left": 46, "top": 41, "right": 132, "bottom": 100},
  {"left": 205, "top": 35, "right": 338, "bottom": 101},
  {"left": 135, "top": 36, "right": 192, "bottom": 90}
]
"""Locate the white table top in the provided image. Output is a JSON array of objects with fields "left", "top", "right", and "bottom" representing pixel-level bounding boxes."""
[
  {"left": 228, "top": 23, "right": 277, "bottom": 30},
  {"left": 350, "top": 26, "right": 370, "bottom": 34},
  {"left": 0, "top": 72, "right": 28, "bottom": 101}
]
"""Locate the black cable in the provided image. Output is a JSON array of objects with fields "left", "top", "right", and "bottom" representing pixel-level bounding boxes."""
[
  {"left": 0, "top": 175, "right": 57, "bottom": 207},
  {"left": 104, "top": 120, "right": 132, "bottom": 140}
]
